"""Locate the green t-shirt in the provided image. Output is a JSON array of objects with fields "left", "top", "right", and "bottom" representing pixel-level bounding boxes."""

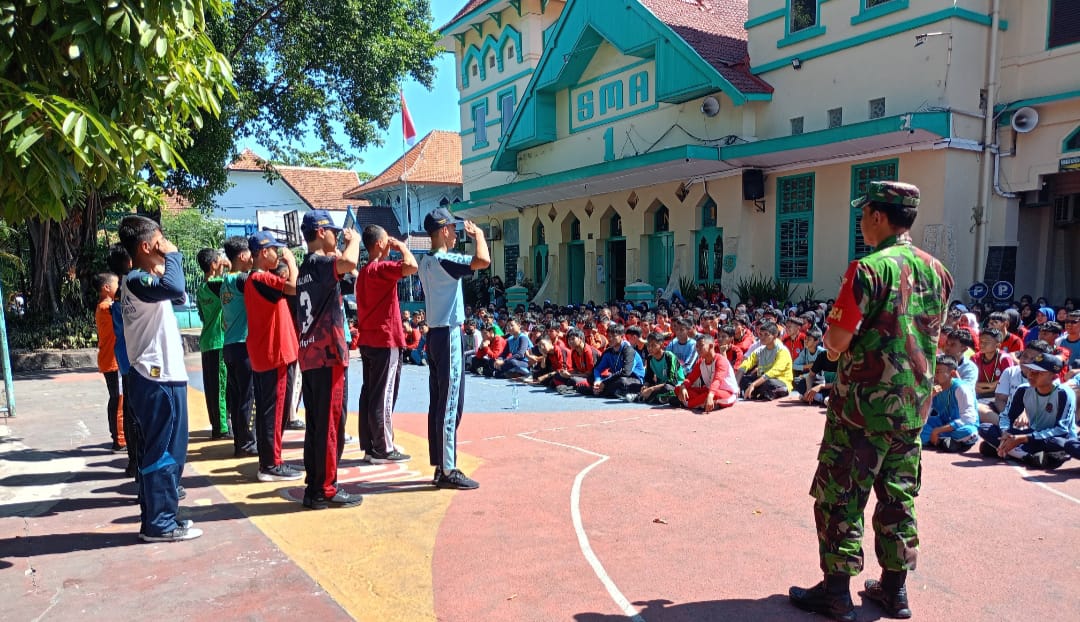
[{"left": 196, "top": 278, "right": 224, "bottom": 351}]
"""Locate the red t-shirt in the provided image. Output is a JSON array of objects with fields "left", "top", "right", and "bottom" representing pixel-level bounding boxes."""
[
  {"left": 245, "top": 270, "right": 299, "bottom": 372},
  {"left": 355, "top": 259, "right": 405, "bottom": 348},
  {"left": 1001, "top": 332, "right": 1025, "bottom": 355},
  {"left": 971, "top": 351, "right": 1014, "bottom": 385}
]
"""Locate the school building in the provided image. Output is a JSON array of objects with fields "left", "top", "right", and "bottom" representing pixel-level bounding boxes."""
[{"left": 439, "top": 0, "right": 1080, "bottom": 304}]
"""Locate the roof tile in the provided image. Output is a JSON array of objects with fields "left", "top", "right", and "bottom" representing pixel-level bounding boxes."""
[
  {"left": 229, "top": 148, "right": 369, "bottom": 210},
  {"left": 442, "top": 0, "right": 491, "bottom": 32},
  {"left": 639, "top": 0, "right": 772, "bottom": 95},
  {"left": 345, "top": 130, "right": 462, "bottom": 198}
]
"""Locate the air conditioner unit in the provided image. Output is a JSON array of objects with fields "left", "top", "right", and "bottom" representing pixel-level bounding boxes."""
[{"left": 1020, "top": 186, "right": 1050, "bottom": 208}]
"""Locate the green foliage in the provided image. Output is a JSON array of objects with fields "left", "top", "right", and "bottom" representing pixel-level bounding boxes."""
[
  {"left": 733, "top": 273, "right": 798, "bottom": 306},
  {"left": 0, "top": 219, "right": 28, "bottom": 295},
  {"left": 162, "top": 208, "right": 225, "bottom": 256},
  {"left": 7, "top": 310, "right": 97, "bottom": 350},
  {"left": 0, "top": 0, "right": 237, "bottom": 223},
  {"left": 678, "top": 275, "right": 697, "bottom": 300},
  {"left": 270, "top": 146, "right": 356, "bottom": 170},
  {"left": 800, "top": 286, "right": 821, "bottom": 306},
  {"left": 518, "top": 277, "right": 539, "bottom": 302}
]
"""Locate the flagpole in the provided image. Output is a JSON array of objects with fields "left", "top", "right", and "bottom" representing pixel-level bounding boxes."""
[{"left": 401, "top": 87, "right": 413, "bottom": 302}]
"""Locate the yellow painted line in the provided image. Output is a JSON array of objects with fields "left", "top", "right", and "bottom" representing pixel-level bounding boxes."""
[{"left": 186, "top": 386, "right": 481, "bottom": 621}]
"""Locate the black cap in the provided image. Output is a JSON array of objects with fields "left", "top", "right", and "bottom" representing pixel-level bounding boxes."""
[{"left": 423, "top": 207, "right": 463, "bottom": 234}]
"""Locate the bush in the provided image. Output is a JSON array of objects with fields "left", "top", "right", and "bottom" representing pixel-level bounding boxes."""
[
  {"left": 733, "top": 273, "right": 797, "bottom": 307},
  {"left": 8, "top": 312, "right": 98, "bottom": 350}
]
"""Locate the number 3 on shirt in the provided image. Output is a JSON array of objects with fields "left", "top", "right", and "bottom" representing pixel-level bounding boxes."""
[{"left": 299, "top": 291, "right": 314, "bottom": 334}]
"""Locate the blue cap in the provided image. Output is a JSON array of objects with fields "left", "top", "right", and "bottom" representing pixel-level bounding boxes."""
[
  {"left": 249, "top": 230, "right": 287, "bottom": 252},
  {"left": 301, "top": 209, "right": 342, "bottom": 233},
  {"left": 423, "top": 207, "right": 463, "bottom": 234}
]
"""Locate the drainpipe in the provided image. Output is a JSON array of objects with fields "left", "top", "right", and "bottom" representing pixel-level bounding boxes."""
[{"left": 973, "top": 0, "right": 1002, "bottom": 283}]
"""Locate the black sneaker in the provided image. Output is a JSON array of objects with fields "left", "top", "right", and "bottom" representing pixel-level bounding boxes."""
[
  {"left": 436, "top": 469, "right": 479, "bottom": 490},
  {"left": 211, "top": 430, "right": 234, "bottom": 440},
  {"left": 368, "top": 450, "right": 411, "bottom": 464},
  {"left": 1021, "top": 452, "right": 1047, "bottom": 468},
  {"left": 257, "top": 464, "right": 303, "bottom": 482},
  {"left": 979, "top": 440, "right": 999, "bottom": 458},
  {"left": 432, "top": 467, "right": 443, "bottom": 485},
  {"left": 304, "top": 490, "right": 363, "bottom": 510},
  {"left": 863, "top": 579, "right": 912, "bottom": 619},
  {"left": 937, "top": 437, "right": 953, "bottom": 452},
  {"left": 286, "top": 419, "right": 306, "bottom": 430},
  {"left": 788, "top": 582, "right": 856, "bottom": 622},
  {"left": 139, "top": 524, "right": 203, "bottom": 542},
  {"left": 1045, "top": 451, "right": 1070, "bottom": 469}
]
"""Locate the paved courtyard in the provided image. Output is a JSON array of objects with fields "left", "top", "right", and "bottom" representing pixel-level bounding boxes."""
[{"left": 2, "top": 352, "right": 1078, "bottom": 621}]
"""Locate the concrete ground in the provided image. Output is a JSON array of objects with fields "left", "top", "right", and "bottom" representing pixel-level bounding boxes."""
[{"left": 2, "top": 351, "right": 1078, "bottom": 621}]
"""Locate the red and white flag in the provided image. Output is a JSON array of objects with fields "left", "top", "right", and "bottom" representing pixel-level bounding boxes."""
[{"left": 400, "top": 91, "right": 417, "bottom": 146}]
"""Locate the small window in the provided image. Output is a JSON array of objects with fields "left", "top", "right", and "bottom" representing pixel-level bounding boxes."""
[
  {"left": 499, "top": 92, "right": 515, "bottom": 137},
  {"left": 439, "top": 197, "right": 450, "bottom": 207},
  {"left": 1048, "top": 0, "right": 1080, "bottom": 49},
  {"left": 828, "top": 107, "right": 843, "bottom": 129},
  {"left": 790, "top": 117, "right": 804, "bottom": 136},
  {"left": 866, "top": 0, "right": 893, "bottom": 7},
  {"left": 506, "top": 45, "right": 515, "bottom": 59},
  {"left": 487, "top": 54, "right": 495, "bottom": 68},
  {"left": 471, "top": 63, "right": 478, "bottom": 77},
  {"left": 701, "top": 197, "right": 717, "bottom": 228},
  {"left": 1066, "top": 127, "right": 1080, "bottom": 152},
  {"left": 610, "top": 214, "right": 622, "bottom": 237},
  {"left": 790, "top": 0, "right": 818, "bottom": 32},
  {"left": 570, "top": 218, "right": 581, "bottom": 241},
  {"left": 654, "top": 206, "right": 669, "bottom": 233},
  {"left": 869, "top": 98, "right": 886, "bottom": 120},
  {"left": 472, "top": 102, "right": 488, "bottom": 148}
]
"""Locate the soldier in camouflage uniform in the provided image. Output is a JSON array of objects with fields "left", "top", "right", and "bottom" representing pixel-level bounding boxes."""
[{"left": 789, "top": 181, "right": 954, "bottom": 621}]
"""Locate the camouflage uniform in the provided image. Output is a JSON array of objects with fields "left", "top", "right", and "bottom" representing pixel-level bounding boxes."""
[{"left": 813, "top": 181, "right": 954, "bottom": 577}]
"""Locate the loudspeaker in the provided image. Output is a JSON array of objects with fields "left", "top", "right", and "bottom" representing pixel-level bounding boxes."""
[{"left": 742, "top": 169, "right": 764, "bottom": 201}]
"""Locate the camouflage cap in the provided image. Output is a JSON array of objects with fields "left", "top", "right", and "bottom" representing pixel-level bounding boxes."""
[{"left": 850, "top": 180, "right": 921, "bottom": 210}]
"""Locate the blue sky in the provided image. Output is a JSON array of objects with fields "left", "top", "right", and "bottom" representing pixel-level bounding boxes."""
[{"left": 238, "top": 2, "right": 463, "bottom": 176}]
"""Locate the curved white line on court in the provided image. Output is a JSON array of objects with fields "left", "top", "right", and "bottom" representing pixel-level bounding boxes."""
[
  {"left": 1010, "top": 464, "right": 1080, "bottom": 506},
  {"left": 519, "top": 433, "right": 646, "bottom": 622}
]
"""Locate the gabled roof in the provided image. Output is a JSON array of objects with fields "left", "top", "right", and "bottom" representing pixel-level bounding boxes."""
[
  {"left": 442, "top": 0, "right": 491, "bottom": 32},
  {"left": 639, "top": 0, "right": 772, "bottom": 95},
  {"left": 352, "top": 205, "right": 404, "bottom": 240},
  {"left": 490, "top": 0, "right": 772, "bottom": 171},
  {"left": 344, "top": 131, "right": 462, "bottom": 198},
  {"left": 228, "top": 148, "right": 368, "bottom": 210}
]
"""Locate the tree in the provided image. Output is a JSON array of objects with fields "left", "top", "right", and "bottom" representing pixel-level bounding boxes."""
[{"left": 0, "top": 0, "right": 235, "bottom": 316}]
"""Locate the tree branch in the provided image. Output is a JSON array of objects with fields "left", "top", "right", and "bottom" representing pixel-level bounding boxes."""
[{"left": 229, "top": 0, "right": 288, "bottom": 61}]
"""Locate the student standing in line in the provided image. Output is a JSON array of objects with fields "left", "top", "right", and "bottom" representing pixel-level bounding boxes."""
[
  {"left": 417, "top": 208, "right": 489, "bottom": 490},
  {"left": 118, "top": 215, "right": 200, "bottom": 542},
  {"left": 107, "top": 244, "right": 139, "bottom": 476},
  {"left": 296, "top": 211, "right": 363, "bottom": 508},
  {"left": 244, "top": 232, "right": 303, "bottom": 483},
  {"left": 356, "top": 224, "right": 418, "bottom": 463},
  {"left": 195, "top": 248, "right": 232, "bottom": 440},
  {"left": 220, "top": 237, "right": 259, "bottom": 458},
  {"left": 94, "top": 272, "right": 125, "bottom": 452}
]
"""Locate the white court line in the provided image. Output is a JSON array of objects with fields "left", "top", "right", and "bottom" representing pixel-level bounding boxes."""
[
  {"left": 518, "top": 432, "right": 645, "bottom": 622},
  {"left": 1009, "top": 464, "right": 1080, "bottom": 506}
]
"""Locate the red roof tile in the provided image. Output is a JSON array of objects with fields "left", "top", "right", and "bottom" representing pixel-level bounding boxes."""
[
  {"left": 639, "top": 0, "right": 772, "bottom": 95},
  {"left": 442, "top": 0, "right": 492, "bottom": 32},
  {"left": 162, "top": 191, "right": 190, "bottom": 213},
  {"left": 228, "top": 149, "right": 369, "bottom": 210},
  {"left": 344, "top": 131, "right": 462, "bottom": 198}
]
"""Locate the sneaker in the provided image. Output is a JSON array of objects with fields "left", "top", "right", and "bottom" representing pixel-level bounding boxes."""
[
  {"left": 1021, "top": 452, "right": 1047, "bottom": 469},
  {"left": 432, "top": 467, "right": 443, "bottom": 485},
  {"left": 788, "top": 582, "right": 856, "bottom": 622},
  {"left": 979, "top": 440, "right": 999, "bottom": 458},
  {"left": 304, "top": 490, "right": 363, "bottom": 510},
  {"left": 139, "top": 525, "right": 203, "bottom": 542},
  {"left": 367, "top": 450, "right": 411, "bottom": 464},
  {"left": 111, "top": 443, "right": 127, "bottom": 453},
  {"left": 863, "top": 579, "right": 912, "bottom": 619},
  {"left": 622, "top": 393, "right": 639, "bottom": 403},
  {"left": 257, "top": 464, "right": 303, "bottom": 482},
  {"left": 211, "top": 430, "right": 234, "bottom": 440},
  {"left": 436, "top": 469, "right": 479, "bottom": 490},
  {"left": 938, "top": 437, "right": 953, "bottom": 452},
  {"left": 555, "top": 385, "right": 576, "bottom": 395},
  {"left": 177, "top": 486, "right": 186, "bottom": 500},
  {"left": 286, "top": 419, "right": 306, "bottom": 431},
  {"left": 1045, "top": 451, "right": 1070, "bottom": 469}
]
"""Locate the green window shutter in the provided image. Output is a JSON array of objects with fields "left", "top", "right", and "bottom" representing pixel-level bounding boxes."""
[
  {"left": 849, "top": 159, "right": 899, "bottom": 260},
  {"left": 776, "top": 173, "right": 815, "bottom": 282}
]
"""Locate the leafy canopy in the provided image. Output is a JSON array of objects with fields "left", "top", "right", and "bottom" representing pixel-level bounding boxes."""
[{"left": 0, "top": 0, "right": 236, "bottom": 222}]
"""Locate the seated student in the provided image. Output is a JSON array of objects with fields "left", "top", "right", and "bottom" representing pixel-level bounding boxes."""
[
  {"left": 718, "top": 325, "right": 743, "bottom": 371},
  {"left": 1057, "top": 310, "right": 1080, "bottom": 369},
  {"left": 792, "top": 328, "right": 824, "bottom": 395},
  {"left": 584, "top": 320, "right": 608, "bottom": 353},
  {"left": 588, "top": 323, "right": 645, "bottom": 399},
  {"left": 470, "top": 323, "right": 506, "bottom": 376},
  {"left": 677, "top": 334, "right": 738, "bottom": 412},
  {"left": 697, "top": 311, "right": 719, "bottom": 338},
  {"left": 625, "top": 325, "right": 648, "bottom": 361},
  {"left": 530, "top": 337, "right": 572, "bottom": 388},
  {"left": 413, "top": 322, "right": 428, "bottom": 366},
  {"left": 557, "top": 328, "right": 601, "bottom": 394},
  {"left": 782, "top": 316, "right": 806, "bottom": 361},
  {"left": 665, "top": 318, "right": 698, "bottom": 376},
  {"left": 941, "top": 328, "right": 978, "bottom": 385},
  {"left": 978, "top": 352, "right": 1080, "bottom": 468},
  {"left": 731, "top": 314, "right": 756, "bottom": 357},
  {"left": 973, "top": 328, "right": 1015, "bottom": 399},
  {"left": 987, "top": 311, "right": 1025, "bottom": 355},
  {"left": 923, "top": 355, "right": 980, "bottom": 451},
  {"left": 493, "top": 318, "right": 532, "bottom": 379},
  {"left": 628, "top": 331, "right": 685, "bottom": 405},
  {"left": 461, "top": 318, "right": 483, "bottom": 367},
  {"left": 737, "top": 321, "right": 793, "bottom": 401},
  {"left": 402, "top": 320, "right": 421, "bottom": 364},
  {"left": 977, "top": 340, "right": 1052, "bottom": 425},
  {"left": 801, "top": 343, "right": 838, "bottom": 407},
  {"left": 1037, "top": 321, "right": 1072, "bottom": 381}
]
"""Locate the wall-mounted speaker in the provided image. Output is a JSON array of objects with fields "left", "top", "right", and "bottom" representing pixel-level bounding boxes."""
[{"left": 742, "top": 169, "right": 765, "bottom": 201}]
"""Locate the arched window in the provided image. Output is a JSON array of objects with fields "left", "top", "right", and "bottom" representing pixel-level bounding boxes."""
[
  {"left": 701, "top": 197, "right": 717, "bottom": 228},
  {"left": 654, "top": 206, "right": 669, "bottom": 232},
  {"left": 698, "top": 238, "right": 709, "bottom": 280},
  {"left": 439, "top": 197, "right": 450, "bottom": 207},
  {"left": 610, "top": 213, "right": 622, "bottom": 237},
  {"left": 713, "top": 236, "right": 724, "bottom": 278},
  {"left": 535, "top": 222, "right": 546, "bottom": 245},
  {"left": 570, "top": 218, "right": 581, "bottom": 241}
]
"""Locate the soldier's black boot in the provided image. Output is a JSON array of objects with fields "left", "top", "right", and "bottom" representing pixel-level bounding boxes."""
[
  {"left": 863, "top": 569, "right": 912, "bottom": 619},
  {"left": 789, "top": 573, "right": 856, "bottom": 622}
]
